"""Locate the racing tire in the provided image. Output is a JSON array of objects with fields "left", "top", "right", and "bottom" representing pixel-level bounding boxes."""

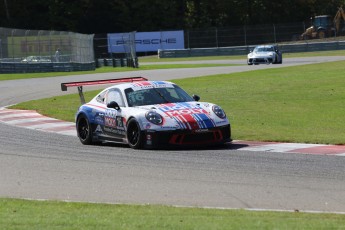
[
  {"left": 127, "top": 119, "right": 143, "bottom": 149},
  {"left": 76, "top": 114, "right": 93, "bottom": 145}
]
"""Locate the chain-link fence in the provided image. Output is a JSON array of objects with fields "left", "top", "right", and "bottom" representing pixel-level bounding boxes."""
[
  {"left": 185, "top": 22, "right": 308, "bottom": 48},
  {"left": 94, "top": 32, "right": 138, "bottom": 68},
  {"left": 0, "top": 27, "right": 95, "bottom": 73}
]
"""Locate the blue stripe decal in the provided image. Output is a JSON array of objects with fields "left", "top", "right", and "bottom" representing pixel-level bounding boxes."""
[{"left": 194, "top": 113, "right": 215, "bottom": 128}]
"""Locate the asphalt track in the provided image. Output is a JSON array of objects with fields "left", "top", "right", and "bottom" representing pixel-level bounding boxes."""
[{"left": 1, "top": 56, "right": 345, "bottom": 213}]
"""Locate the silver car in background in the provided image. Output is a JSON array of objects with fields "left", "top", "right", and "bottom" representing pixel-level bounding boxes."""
[{"left": 247, "top": 45, "right": 282, "bottom": 65}]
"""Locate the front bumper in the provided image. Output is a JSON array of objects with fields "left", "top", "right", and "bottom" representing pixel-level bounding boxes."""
[
  {"left": 248, "top": 57, "right": 273, "bottom": 64},
  {"left": 142, "top": 124, "right": 231, "bottom": 149}
]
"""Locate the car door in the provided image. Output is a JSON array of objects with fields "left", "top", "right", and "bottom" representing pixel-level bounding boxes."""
[{"left": 103, "top": 88, "right": 127, "bottom": 139}]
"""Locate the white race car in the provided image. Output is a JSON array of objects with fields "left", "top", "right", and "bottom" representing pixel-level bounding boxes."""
[
  {"left": 247, "top": 45, "right": 282, "bottom": 65},
  {"left": 61, "top": 77, "right": 232, "bottom": 149}
]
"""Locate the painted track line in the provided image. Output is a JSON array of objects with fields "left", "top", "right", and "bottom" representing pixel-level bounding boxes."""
[
  {"left": 1, "top": 108, "right": 345, "bottom": 156},
  {"left": 233, "top": 140, "right": 345, "bottom": 156},
  {"left": 0, "top": 108, "right": 76, "bottom": 136}
]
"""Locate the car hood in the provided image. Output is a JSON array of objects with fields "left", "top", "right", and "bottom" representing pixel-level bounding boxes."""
[
  {"left": 136, "top": 102, "right": 229, "bottom": 130},
  {"left": 248, "top": 51, "right": 274, "bottom": 58}
]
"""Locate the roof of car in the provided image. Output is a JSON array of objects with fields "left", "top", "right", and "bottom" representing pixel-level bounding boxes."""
[
  {"left": 105, "top": 80, "right": 176, "bottom": 91},
  {"left": 255, "top": 45, "right": 275, "bottom": 48}
]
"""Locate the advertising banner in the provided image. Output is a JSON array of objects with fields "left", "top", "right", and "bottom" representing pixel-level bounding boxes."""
[{"left": 107, "top": 30, "right": 184, "bottom": 53}]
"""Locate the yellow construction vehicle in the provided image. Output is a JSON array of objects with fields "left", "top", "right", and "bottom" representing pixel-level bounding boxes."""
[
  {"left": 301, "top": 6, "right": 345, "bottom": 39},
  {"left": 334, "top": 6, "right": 345, "bottom": 35}
]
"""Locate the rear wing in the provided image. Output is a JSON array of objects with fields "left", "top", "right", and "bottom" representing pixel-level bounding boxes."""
[{"left": 61, "top": 76, "right": 148, "bottom": 104}]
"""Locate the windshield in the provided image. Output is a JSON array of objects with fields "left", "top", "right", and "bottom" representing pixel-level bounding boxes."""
[
  {"left": 314, "top": 16, "right": 332, "bottom": 27},
  {"left": 125, "top": 85, "right": 194, "bottom": 106},
  {"left": 255, "top": 46, "right": 274, "bottom": 52}
]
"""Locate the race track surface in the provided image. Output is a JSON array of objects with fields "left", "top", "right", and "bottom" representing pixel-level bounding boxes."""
[{"left": 1, "top": 56, "right": 345, "bottom": 213}]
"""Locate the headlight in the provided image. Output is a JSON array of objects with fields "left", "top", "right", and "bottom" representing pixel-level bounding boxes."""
[
  {"left": 145, "top": 111, "right": 163, "bottom": 125},
  {"left": 212, "top": 105, "right": 226, "bottom": 119}
]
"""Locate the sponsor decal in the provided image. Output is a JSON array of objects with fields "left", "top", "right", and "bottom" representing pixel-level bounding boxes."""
[
  {"left": 107, "top": 31, "right": 184, "bottom": 53},
  {"left": 95, "top": 125, "right": 103, "bottom": 133},
  {"left": 104, "top": 108, "right": 125, "bottom": 131},
  {"left": 145, "top": 123, "right": 151, "bottom": 129},
  {"left": 194, "top": 129, "right": 209, "bottom": 133},
  {"left": 105, "top": 109, "right": 117, "bottom": 118},
  {"left": 104, "top": 127, "right": 125, "bottom": 135},
  {"left": 105, "top": 117, "right": 116, "bottom": 128},
  {"left": 158, "top": 103, "right": 216, "bottom": 130},
  {"left": 130, "top": 81, "right": 174, "bottom": 91},
  {"left": 94, "top": 115, "right": 104, "bottom": 125},
  {"left": 116, "top": 116, "right": 125, "bottom": 130},
  {"left": 216, "top": 120, "right": 228, "bottom": 125},
  {"left": 105, "top": 116, "right": 125, "bottom": 130}
]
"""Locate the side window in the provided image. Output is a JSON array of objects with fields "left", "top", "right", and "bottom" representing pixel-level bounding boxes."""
[
  {"left": 96, "top": 91, "right": 106, "bottom": 104},
  {"left": 106, "top": 89, "right": 125, "bottom": 107}
]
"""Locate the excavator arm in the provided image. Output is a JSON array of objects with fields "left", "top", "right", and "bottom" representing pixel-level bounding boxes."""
[{"left": 334, "top": 6, "right": 345, "bottom": 34}]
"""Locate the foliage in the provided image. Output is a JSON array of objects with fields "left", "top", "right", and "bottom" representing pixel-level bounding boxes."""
[{"left": 1, "top": 0, "right": 345, "bottom": 33}]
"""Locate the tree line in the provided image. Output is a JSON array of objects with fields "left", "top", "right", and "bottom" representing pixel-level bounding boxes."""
[{"left": 1, "top": 0, "right": 345, "bottom": 34}]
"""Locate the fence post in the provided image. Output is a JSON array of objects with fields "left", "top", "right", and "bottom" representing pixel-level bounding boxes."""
[
  {"left": 215, "top": 27, "right": 218, "bottom": 48},
  {"left": 25, "top": 30, "right": 30, "bottom": 59},
  {"left": 273, "top": 24, "right": 277, "bottom": 44},
  {"left": 244, "top": 25, "right": 247, "bottom": 46},
  {"left": 11, "top": 29, "right": 16, "bottom": 61}
]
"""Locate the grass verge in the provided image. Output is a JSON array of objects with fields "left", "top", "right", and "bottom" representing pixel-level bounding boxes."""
[
  {"left": 0, "top": 63, "right": 238, "bottom": 81},
  {"left": 11, "top": 60, "right": 345, "bottom": 144},
  {"left": 2, "top": 50, "right": 345, "bottom": 81},
  {"left": 138, "top": 50, "right": 345, "bottom": 62},
  {"left": 1, "top": 198, "right": 344, "bottom": 229}
]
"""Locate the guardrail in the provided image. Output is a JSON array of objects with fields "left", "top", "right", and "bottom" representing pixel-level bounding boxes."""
[
  {"left": 158, "top": 41, "right": 345, "bottom": 58},
  {"left": 0, "top": 62, "right": 96, "bottom": 73}
]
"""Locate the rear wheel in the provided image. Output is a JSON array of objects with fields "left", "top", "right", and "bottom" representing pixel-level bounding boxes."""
[
  {"left": 318, "top": 30, "right": 326, "bottom": 39},
  {"left": 76, "top": 114, "right": 93, "bottom": 145},
  {"left": 127, "top": 119, "right": 143, "bottom": 149}
]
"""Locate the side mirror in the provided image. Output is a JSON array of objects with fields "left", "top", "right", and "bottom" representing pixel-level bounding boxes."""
[
  {"left": 192, "top": 94, "right": 200, "bottom": 101},
  {"left": 107, "top": 101, "right": 120, "bottom": 110}
]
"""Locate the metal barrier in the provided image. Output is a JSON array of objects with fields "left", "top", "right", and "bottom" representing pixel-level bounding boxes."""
[
  {"left": 96, "top": 58, "right": 138, "bottom": 68},
  {"left": 158, "top": 41, "right": 345, "bottom": 58}
]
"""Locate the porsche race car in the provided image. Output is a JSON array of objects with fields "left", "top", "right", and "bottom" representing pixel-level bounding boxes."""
[
  {"left": 61, "top": 77, "right": 231, "bottom": 149},
  {"left": 247, "top": 45, "right": 282, "bottom": 65}
]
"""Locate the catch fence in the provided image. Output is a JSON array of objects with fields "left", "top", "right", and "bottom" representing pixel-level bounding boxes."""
[
  {"left": 0, "top": 27, "right": 95, "bottom": 73},
  {"left": 184, "top": 22, "right": 309, "bottom": 49}
]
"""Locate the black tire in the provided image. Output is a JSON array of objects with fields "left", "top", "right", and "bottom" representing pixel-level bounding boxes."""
[
  {"left": 126, "top": 119, "right": 143, "bottom": 149},
  {"left": 318, "top": 30, "right": 325, "bottom": 39},
  {"left": 76, "top": 114, "right": 93, "bottom": 145}
]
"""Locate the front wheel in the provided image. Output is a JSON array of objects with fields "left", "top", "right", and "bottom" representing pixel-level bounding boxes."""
[
  {"left": 126, "top": 119, "right": 143, "bottom": 149},
  {"left": 76, "top": 114, "right": 93, "bottom": 145}
]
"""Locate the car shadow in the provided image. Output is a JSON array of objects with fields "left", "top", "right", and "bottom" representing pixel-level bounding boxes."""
[{"left": 96, "top": 142, "right": 250, "bottom": 152}]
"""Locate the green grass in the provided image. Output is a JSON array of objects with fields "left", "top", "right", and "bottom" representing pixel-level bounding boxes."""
[
  {"left": 139, "top": 50, "right": 345, "bottom": 62},
  {"left": 1, "top": 198, "right": 344, "bottom": 229},
  {"left": 11, "top": 60, "right": 345, "bottom": 145},
  {"left": 0, "top": 63, "right": 238, "bottom": 81},
  {"left": 174, "top": 61, "right": 345, "bottom": 144},
  {"left": 2, "top": 49, "right": 345, "bottom": 81}
]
